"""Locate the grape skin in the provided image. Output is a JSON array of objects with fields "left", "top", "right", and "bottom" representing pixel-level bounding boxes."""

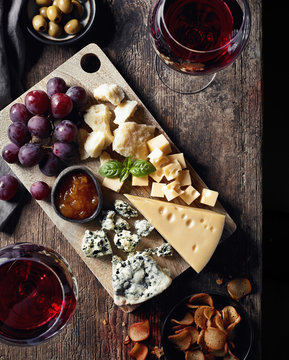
[
  {"left": 28, "top": 115, "right": 52, "bottom": 139},
  {"left": 39, "top": 152, "right": 63, "bottom": 177},
  {"left": 46, "top": 77, "right": 67, "bottom": 97},
  {"left": 50, "top": 93, "right": 73, "bottom": 119},
  {"left": 8, "top": 122, "right": 31, "bottom": 147},
  {"left": 2, "top": 143, "right": 20, "bottom": 164},
  {"left": 66, "top": 86, "right": 87, "bottom": 108},
  {"left": 30, "top": 181, "right": 50, "bottom": 200},
  {"left": 9, "top": 103, "right": 32, "bottom": 124},
  {"left": 54, "top": 120, "right": 77, "bottom": 143},
  {"left": 18, "top": 143, "right": 43, "bottom": 167},
  {"left": 53, "top": 142, "right": 77, "bottom": 159},
  {"left": 0, "top": 175, "right": 18, "bottom": 201},
  {"left": 25, "top": 90, "right": 50, "bottom": 115}
]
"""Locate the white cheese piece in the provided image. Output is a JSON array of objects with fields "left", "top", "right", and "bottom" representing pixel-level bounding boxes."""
[
  {"left": 93, "top": 84, "right": 125, "bottom": 105},
  {"left": 200, "top": 189, "right": 219, "bottom": 207},
  {"left": 163, "top": 160, "right": 182, "bottom": 181},
  {"left": 132, "top": 175, "right": 149, "bottom": 186},
  {"left": 124, "top": 194, "right": 225, "bottom": 273},
  {"left": 113, "top": 230, "right": 141, "bottom": 253},
  {"left": 134, "top": 219, "right": 154, "bottom": 237},
  {"left": 82, "top": 229, "right": 112, "bottom": 258},
  {"left": 83, "top": 104, "right": 113, "bottom": 147},
  {"left": 147, "top": 134, "right": 172, "bottom": 155},
  {"left": 84, "top": 131, "right": 106, "bottom": 158},
  {"left": 147, "top": 148, "right": 169, "bottom": 169},
  {"left": 111, "top": 253, "right": 172, "bottom": 305},
  {"left": 78, "top": 128, "right": 90, "bottom": 160},
  {"left": 149, "top": 168, "right": 164, "bottom": 183},
  {"left": 113, "top": 100, "right": 138, "bottom": 125},
  {"left": 167, "top": 153, "right": 186, "bottom": 168},
  {"left": 180, "top": 185, "right": 200, "bottom": 205},
  {"left": 102, "top": 177, "right": 124, "bottom": 193},
  {"left": 114, "top": 199, "right": 138, "bottom": 218},
  {"left": 176, "top": 170, "right": 192, "bottom": 186},
  {"left": 100, "top": 210, "right": 116, "bottom": 231},
  {"left": 162, "top": 180, "right": 184, "bottom": 201},
  {"left": 151, "top": 182, "right": 165, "bottom": 197},
  {"left": 112, "top": 122, "right": 155, "bottom": 160}
]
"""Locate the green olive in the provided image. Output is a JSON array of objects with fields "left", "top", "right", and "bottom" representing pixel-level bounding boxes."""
[
  {"left": 36, "top": 0, "right": 52, "bottom": 6},
  {"left": 47, "top": 5, "right": 62, "bottom": 23},
  {"left": 48, "top": 21, "right": 62, "bottom": 37},
  {"left": 64, "top": 18, "right": 81, "bottom": 34},
  {"left": 32, "top": 14, "right": 47, "bottom": 32},
  {"left": 57, "top": 0, "right": 73, "bottom": 14},
  {"left": 72, "top": 0, "right": 84, "bottom": 19},
  {"left": 52, "top": 0, "right": 58, "bottom": 5},
  {"left": 39, "top": 6, "right": 48, "bottom": 18}
]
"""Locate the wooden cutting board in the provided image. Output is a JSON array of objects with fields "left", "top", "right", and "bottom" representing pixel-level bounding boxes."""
[{"left": 0, "top": 43, "right": 236, "bottom": 312}]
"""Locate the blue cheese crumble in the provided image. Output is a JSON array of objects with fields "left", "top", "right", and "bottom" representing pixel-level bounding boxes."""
[
  {"left": 111, "top": 253, "right": 172, "bottom": 305},
  {"left": 114, "top": 215, "right": 130, "bottom": 232},
  {"left": 134, "top": 219, "right": 154, "bottom": 237},
  {"left": 100, "top": 210, "right": 116, "bottom": 231},
  {"left": 114, "top": 200, "right": 138, "bottom": 218},
  {"left": 113, "top": 230, "right": 141, "bottom": 253},
  {"left": 153, "top": 243, "right": 173, "bottom": 257},
  {"left": 82, "top": 229, "right": 112, "bottom": 258}
]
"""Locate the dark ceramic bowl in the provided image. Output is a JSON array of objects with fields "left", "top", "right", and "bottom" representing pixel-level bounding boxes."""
[
  {"left": 26, "top": 0, "right": 97, "bottom": 45},
  {"left": 51, "top": 165, "right": 103, "bottom": 223},
  {"left": 161, "top": 292, "right": 253, "bottom": 360}
]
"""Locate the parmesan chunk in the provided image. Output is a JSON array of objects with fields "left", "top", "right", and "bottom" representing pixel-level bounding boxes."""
[
  {"left": 112, "top": 122, "right": 155, "bottom": 160},
  {"left": 78, "top": 128, "right": 90, "bottom": 160},
  {"left": 114, "top": 100, "right": 138, "bottom": 125},
  {"left": 93, "top": 84, "right": 125, "bottom": 105},
  {"left": 84, "top": 131, "right": 106, "bottom": 158}
]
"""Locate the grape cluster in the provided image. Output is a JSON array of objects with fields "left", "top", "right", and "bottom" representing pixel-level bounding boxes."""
[{"left": 1, "top": 76, "right": 88, "bottom": 200}]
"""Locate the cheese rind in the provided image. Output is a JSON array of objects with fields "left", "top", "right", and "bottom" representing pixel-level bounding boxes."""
[{"left": 124, "top": 194, "right": 225, "bottom": 273}]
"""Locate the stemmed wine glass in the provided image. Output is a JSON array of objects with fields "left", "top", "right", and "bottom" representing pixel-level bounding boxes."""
[
  {"left": 148, "top": 0, "right": 251, "bottom": 94},
  {"left": 0, "top": 243, "right": 78, "bottom": 346}
]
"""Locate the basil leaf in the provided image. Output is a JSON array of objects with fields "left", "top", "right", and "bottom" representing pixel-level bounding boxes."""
[
  {"left": 99, "top": 160, "right": 124, "bottom": 178},
  {"left": 120, "top": 167, "right": 130, "bottom": 182},
  {"left": 123, "top": 156, "right": 132, "bottom": 170},
  {"left": 130, "top": 159, "right": 156, "bottom": 177}
]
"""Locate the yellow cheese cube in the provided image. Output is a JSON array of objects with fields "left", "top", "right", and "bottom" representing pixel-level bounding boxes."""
[
  {"left": 102, "top": 177, "right": 124, "bottom": 192},
  {"left": 149, "top": 168, "right": 164, "bottom": 183},
  {"left": 163, "top": 180, "right": 184, "bottom": 201},
  {"left": 151, "top": 182, "right": 165, "bottom": 197},
  {"left": 163, "top": 160, "right": 182, "bottom": 181},
  {"left": 177, "top": 170, "right": 192, "bottom": 186},
  {"left": 99, "top": 151, "right": 111, "bottom": 165},
  {"left": 84, "top": 131, "right": 106, "bottom": 158},
  {"left": 180, "top": 185, "right": 200, "bottom": 205},
  {"left": 167, "top": 153, "right": 186, "bottom": 168},
  {"left": 200, "top": 189, "right": 219, "bottom": 207},
  {"left": 132, "top": 175, "right": 149, "bottom": 186},
  {"left": 147, "top": 134, "right": 172, "bottom": 155},
  {"left": 148, "top": 148, "right": 169, "bottom": 169}
]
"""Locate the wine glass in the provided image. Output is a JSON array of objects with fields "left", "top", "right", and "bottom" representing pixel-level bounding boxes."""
[
  {"left": 0, "top": 243, "right": 78, "bottom": 346},
  {"left": 148, "top": 0, "right": 251, "bottom": 94}
]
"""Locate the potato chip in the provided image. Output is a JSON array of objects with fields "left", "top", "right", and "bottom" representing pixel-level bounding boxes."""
[
  {"left": 171, "top": 312, "right": 194, "bottom": 326},
  {"left": 211, "top": 342, "right": 228, "bottom": 357},
  {"left": 129, "top": 319, "right": 150, "bottom": 342},
  {"left": 207, "top": 312, "right": 226, "bottom": 333},
  {"left": 129, "top": 342, "right": 148, "bottom": 360},
  {"left": 188, "top": 293, "right": 214, "bottom": 307},
  {"left": 227, "top": 278, "right": 252, "bottom": 301},
  {"left": 222, "top": 306, "right": 240, "bottom": 329},
  {"left": 185, "top": 350, "right": 205, "bottom": 360},
  {"left": 203, "top": 327, "right": 227, "bottom": 351},
  {"left": 168, "top": 329, "right": 191, "bottom": 351},
  {"left": 194, "top": 306, "right": 213, "bottom": 329},
  {"left": 175, "top": 325, "right": 199, "bottom": 344},
  {"left": 223, "top": 349, "right": 240, "bottom": 360}
]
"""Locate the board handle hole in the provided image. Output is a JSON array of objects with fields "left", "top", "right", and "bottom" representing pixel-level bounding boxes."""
[{"left": 80, "top": 53, "right": 101, "bottom": 73}]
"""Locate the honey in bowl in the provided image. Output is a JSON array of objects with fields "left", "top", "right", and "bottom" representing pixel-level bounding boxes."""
[{"left": 55, "top": 171, "right": 99, "bottom": 220}]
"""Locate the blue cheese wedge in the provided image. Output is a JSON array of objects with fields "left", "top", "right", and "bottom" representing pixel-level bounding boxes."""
[
  {"left": 114, "top": 200, "right": 138, "bottom": 219},
  {"left": 113, "top": 230, "right": 141, "bottom": 253},
  {"left": 134, "top": 219, "right": 154, "bottom": 237},
  {"left": 82, "top": 230, "right": 112, "bottom": 258},
  {"left": 114, "top": 215, "right": 130, "bottom": 232},
  {"left": 153, "top": 243, "right": 173, "bottom": 257},
  {"left": 111, "top": 253, "right": 172, "bottom": 305},
  {"left": 100, "top": 210, "right": 116, "bottom": 231}
]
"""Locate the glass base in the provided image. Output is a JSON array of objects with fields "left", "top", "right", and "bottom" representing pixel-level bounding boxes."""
[{"left": 154, "top": 55, "right": 216, "bottom": 94}]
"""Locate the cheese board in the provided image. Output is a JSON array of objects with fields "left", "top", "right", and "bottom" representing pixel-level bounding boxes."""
[{"left": 0, "top": 43, "right": 236, "bottom": 312}]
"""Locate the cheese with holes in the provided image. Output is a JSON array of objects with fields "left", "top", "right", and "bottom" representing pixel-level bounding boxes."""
[
  {"left": 167, "top": 153, "right": 186, "bottom": 168},
  {"left": 163, "top": 160, "right": 182, "bottom": 181},
  {"left": 124, "top": 194, "right": 225, "bottom": 273},
  {"left": 113, "top": 122, "right": 155, "bottom": 160},
  {"left": 149, "top": 168, "right": 164, "bottom": 183},
  {"left": 147, "top": 134, "right": 172, "bottom": 155},
  {"left": 200, "top": 189, "right": 219, "bottom": 207},
  {"left": 114, "top": 100, "right": 138, "bottom": 125},
  {"left": 162, "top": 180, "right": 184, "bottom": 201},
  {"left": 180, "top": 185, "right": 200, "bottom": 205},
  {"left": 148, "top": 148, "right": 169, "bottom": 168}
]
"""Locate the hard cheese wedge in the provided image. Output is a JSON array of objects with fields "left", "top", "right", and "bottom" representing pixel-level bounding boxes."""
[{"left": 124, "top": 194, "right": 225, "bottom": 273}]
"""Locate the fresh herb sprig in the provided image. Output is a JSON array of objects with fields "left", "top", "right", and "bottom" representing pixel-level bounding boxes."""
[{"left": 99, "top": 157, "right": 156, "bottom": 182}]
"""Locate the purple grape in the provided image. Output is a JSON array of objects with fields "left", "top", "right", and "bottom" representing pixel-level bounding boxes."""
[
  {"left": 53, "top": 141, "right": 77, "bottom": 159},
  {"left": 28, "top": 115, "right": 52, "bottom": 138},
  {"left": 39, "top": 152, "right": 63, "bottom": 177},
  {"left": 30, "top": 181, "right": 50, "bottom": 200},
  {"left": 9, "top": 103, "right": 32, "bottom": 124},
  {"left": 8, "top": 122, "right": 31, "bottom": 147},
  {"left": 18, "top": 143, "right": 43, "bottom": 167},
  {"left": 0, "top": 175, "right": 18, "bottom": 200},
  {"left": 2, "top": 143, "right": 20, "bottom": 164},
  {"left": 66, "top": 86, "right": 87, "bottom": 108},
  {"left": 25, "top": 90, "right": 50, "bottom": 115},
  {"left": 54, "top": 120, "right": 77, "bottom": 142},
  {"left": 50, "top": 93, "right": 73, "bottom": 119},
  {"left": 46, "top": 77, "right": 67, "bottom": 97}
]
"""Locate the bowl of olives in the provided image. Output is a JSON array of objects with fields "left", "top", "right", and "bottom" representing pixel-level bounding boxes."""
[{"left": 26, "top": 0, "right": 97, "bottom": 45}]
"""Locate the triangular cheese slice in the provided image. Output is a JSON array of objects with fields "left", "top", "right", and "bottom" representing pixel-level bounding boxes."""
[{"left": 124, "top": 194, "right": 225, "bottom": 273}]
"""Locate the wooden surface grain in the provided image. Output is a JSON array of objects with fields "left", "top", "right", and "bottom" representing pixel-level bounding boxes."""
[{"left": 0, "top": 0, "right": 262, "bottom": 359}]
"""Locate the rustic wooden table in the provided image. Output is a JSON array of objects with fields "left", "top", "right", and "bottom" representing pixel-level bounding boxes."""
[{"left": 0, "top": 0, "right": 262, "bottom": 359}]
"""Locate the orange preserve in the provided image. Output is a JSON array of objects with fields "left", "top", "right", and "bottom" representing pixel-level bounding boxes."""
[{"left": 56, "top": 172, "right": 98, "bottom": 220}]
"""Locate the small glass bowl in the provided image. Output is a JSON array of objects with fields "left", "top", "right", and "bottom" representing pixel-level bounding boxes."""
[{"left": 161, "top": 292, "right": 253, "bottom": 360}]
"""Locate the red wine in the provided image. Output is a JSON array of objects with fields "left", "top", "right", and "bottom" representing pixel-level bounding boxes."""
[
  {"left": 150, "top": 0, "right": 249, "bottom": 74},
  {"left": 0, "top": 259, "right": 76, "bottom": 342}
]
